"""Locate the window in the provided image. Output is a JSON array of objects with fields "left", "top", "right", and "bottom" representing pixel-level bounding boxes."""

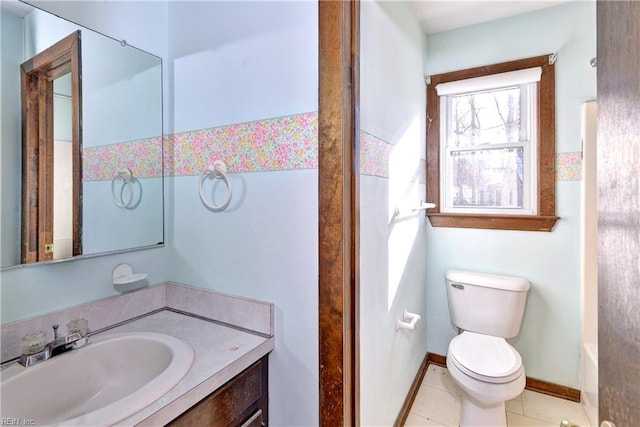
[
  {"left": 426, "top": 55, "right": 559, "bottom": 231},
  {"left": 440, "top": 68, "right": 539, "bottom": 215}
]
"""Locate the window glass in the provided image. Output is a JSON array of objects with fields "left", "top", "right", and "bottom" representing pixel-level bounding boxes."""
[
  {"left": 450, "top": 147, "right": 524, "bottom": 209},
  {"left": 449, "top": 86, "right": 522, "bottom": 146},
  {"left": 442, "top": 82, "right": 534, "bottom": 214}
]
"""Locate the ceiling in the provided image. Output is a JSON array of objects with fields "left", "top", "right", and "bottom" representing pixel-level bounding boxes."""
[
  {"left": 411, "top": 0, "right": 574, "bottom": 35},
  {"left": 3, "top": 0, "right": 572, "bottom": 37}
]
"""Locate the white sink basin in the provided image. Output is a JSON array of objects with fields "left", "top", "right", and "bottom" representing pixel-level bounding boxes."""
[{"left": 0, "top": 332, "right": 194, "bottom": 426}]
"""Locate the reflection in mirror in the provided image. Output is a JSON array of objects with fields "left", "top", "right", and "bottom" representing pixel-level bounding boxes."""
[
  {"left": 53, "top": 73, "right": 74, "bottom": 260},
  {"left": 20, "top": 31, "right": 81, "bottom": 264},
  {"left": 0, "top": 2, "right": 164, "bottom": 269}
]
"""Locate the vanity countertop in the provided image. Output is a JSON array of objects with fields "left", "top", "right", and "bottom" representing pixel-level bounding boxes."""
[{"left": 101, "top": 309, "right": 274, "bottom": 426}]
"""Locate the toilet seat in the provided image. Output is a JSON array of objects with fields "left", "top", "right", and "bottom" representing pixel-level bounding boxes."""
[{"left": 448, "top": 331, "right": 523, "bottom": 384}]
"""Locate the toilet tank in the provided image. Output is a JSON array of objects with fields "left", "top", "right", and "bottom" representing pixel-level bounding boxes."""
[{"left": 445, "top": 269, "right": 531, "bottom": 338}]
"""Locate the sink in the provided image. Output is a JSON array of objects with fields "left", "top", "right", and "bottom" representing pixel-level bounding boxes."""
[{"left": 0, "top": 332, "right": 194, "bottom": 426}]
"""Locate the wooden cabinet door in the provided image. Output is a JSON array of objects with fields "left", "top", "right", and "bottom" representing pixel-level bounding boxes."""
[{"left": 169, "top": 356, "right": 268, "bottom": 427}]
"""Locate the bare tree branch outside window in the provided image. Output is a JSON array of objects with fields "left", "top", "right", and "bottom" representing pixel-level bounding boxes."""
[{"left": 448, "top": 86, "right": 525, "bottom": 208}]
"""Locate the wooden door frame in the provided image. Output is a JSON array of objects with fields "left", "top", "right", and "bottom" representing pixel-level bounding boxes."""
[
  {"left": 318, "top": 1, "right": 360, "bottom": 425},
  {"left": 20, "top": 30, "right": 82, "bottom": 263},
  {"left": 596, "top": 1, "right": 640, "bottom": 425}
]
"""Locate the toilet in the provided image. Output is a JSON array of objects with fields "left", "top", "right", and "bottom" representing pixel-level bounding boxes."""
[{"left": 444, "top": 269, "right": 531, "bottom": 427}]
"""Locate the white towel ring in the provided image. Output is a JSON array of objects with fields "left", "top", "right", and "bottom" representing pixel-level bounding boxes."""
[
  {"left": 111, "top": 168, "right": 134, "bottom": 208},
  {"left": 199, "top": 160, "right": 232, "bottom": 211}
]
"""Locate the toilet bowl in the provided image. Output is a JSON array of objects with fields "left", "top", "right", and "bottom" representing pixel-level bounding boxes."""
[
  {"left": 447, "top": 331, "right": 526, "bottom": 426},
  {"left": 444, "top": 269, "right": 531, "bottom": 427}
]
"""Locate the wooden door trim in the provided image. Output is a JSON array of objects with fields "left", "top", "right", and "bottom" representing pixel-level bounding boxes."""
[
  {"left": 37, "top": 75, "right": 54, "bottom": 261},
  {"left": 318, "top": 1, "right": 360, "bottom": 425},
  {"left": 20, "top": 31, "right": 82, "bottom": 263},
  {"left": 597, "top": 1, "right": 640, "bottom": 425}
]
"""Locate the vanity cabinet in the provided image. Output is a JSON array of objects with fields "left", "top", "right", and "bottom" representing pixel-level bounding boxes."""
[{"left": 169, "top": 355, "right": 269, "bottom": 427}]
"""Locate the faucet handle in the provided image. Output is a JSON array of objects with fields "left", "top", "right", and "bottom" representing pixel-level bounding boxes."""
[
  {"left": 67, "top": 318, "right": 88, "bottom": 337},
  {"left": 21, "top": 331, "right": 47, "bottom": 355},
  {"left": 52, "top": 324, "right": 60, "bottom": 340}
]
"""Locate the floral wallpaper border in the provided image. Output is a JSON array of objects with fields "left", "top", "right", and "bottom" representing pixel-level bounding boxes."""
[
  {"left": 360, "top": 131, "right": 391, "bottom": 178},
  {"left": 82, "top": 112, "right": 582, "bottom": 183},
  {"left": 166, "top": 112, "right": 318, "bottom": 176},
  {"left": 556, "top": 151, "right": 582, "bottom": 181},
  {"left": 360, "top": 131, "right": 426, "bottom": 184},
  {"left": 83, "top": 137, "right": 163, "bottom": 181},
  {"left": 359, "top": 131, "right": 583, "bottom": 183}
]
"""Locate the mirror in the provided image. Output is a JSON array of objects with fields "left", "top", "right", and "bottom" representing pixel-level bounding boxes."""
[{"left": 1, "top": 1, "right": 164, "bottom": 268}]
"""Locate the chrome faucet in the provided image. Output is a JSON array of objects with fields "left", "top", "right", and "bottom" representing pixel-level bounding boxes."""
[
  {"left": 49, "top": 324, "right": 82, "bottom": 357},
  {"left": 19, "top": 323, "right": 90, "bottom": 367}
]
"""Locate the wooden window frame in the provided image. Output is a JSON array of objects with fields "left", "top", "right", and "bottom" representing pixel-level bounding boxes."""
[{"left": 426, "top": 55, "right": 559, "bottom": 232}]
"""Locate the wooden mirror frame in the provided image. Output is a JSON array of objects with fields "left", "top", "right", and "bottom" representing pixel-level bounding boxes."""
[{"left": 20, "top": 31, "right": 82, "bottom": 263}]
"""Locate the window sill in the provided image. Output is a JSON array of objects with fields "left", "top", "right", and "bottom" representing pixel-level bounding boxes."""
[{"left": 426, "top": 213, "right": 559, "bottom": 232}]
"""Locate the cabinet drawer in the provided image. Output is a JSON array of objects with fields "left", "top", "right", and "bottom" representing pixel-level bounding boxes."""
[{"left": 169, "top": 357, "right": 268, "bottom": 427}]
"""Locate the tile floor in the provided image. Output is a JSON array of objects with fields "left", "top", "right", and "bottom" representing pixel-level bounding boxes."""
[{"left": 405, "top": 365, "right": 590, "bottom": 427}]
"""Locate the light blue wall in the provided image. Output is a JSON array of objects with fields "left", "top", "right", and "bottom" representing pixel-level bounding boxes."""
[
  {"left": 360, "top": 2, "right": 428, "bottom": 424},
  {"left": 24, "top": 3, "right": 163, "bottom": 145},
  {"left": 0, "top": 1, "right": 171, "bottom": 324},
  {"left": 1, "top": 247, "right": 166, "bottom": 323},
  {"left": 170, "top": 1, "right": 317, "bottom": 132},
  {"left": 0, "top": 10, "right": 24, "bottom": 267},
  {"left": 83, "top": 179, "right": 164, "bottom": 253},
  {"left": 25, "top": 0, "right": 170, "bottom": 130},
  {"left": 27, "top": 1, "right": 169, "bottom": 58},
  {"left": 425, "top": 1, "right": 596, "bottom": 389},
  {"left": 81, "top": 44, "right": 162, "bottom": 148},
  {"left": 166, "top": 2, "right": 318, "bottom": 425}
]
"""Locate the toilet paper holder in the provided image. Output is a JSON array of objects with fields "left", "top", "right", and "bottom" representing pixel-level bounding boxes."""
[{"left": 396, "top": 309, "right": 421, "bottom": 331}]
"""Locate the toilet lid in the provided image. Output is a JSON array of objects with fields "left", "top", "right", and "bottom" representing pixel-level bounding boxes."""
[{"left": 448, "top": 331, "right": 523, "bottom": 384}]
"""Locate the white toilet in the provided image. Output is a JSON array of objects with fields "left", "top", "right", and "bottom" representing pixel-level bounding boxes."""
[{"left": 444, "top": 269, "right": 531, "bottom": 427}]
